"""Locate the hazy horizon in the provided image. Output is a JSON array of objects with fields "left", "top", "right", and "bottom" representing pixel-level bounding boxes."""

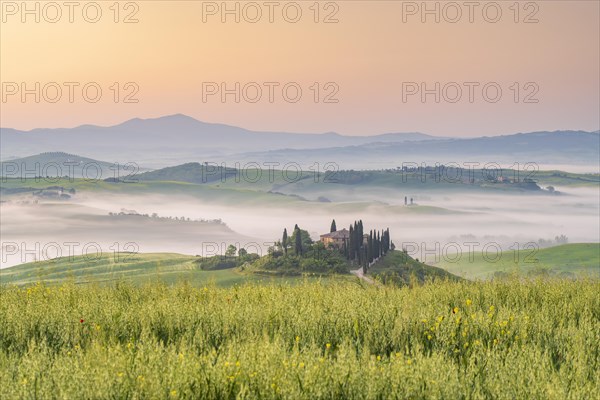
[{"left": 3, "top": 112, "right": 599, "bottom": 138}]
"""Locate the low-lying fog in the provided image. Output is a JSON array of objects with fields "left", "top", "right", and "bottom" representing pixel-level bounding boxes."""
[{"left": 1, "top": 185, "right": 598, "bottom": 269}]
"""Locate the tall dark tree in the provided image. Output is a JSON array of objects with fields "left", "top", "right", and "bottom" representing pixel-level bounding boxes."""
[
  {"left": 351, "top": 221, "right": 357, "bottom": 256},
  {"left": 294, "top": 227, "right": 303, "bottom": 255},
  {"left": 282, "top": 228, "right": 288, "bottom": 255},
  {"left": 382, "top": 229, "right": 388, "bottom": 254},
  {"left": 330, "top": 219, "right": 337, "bottom": 233},
  {"left": 348, "top": 225, "right": 355, "bottom": 261},
  {"left": 367, "top": 230, "right": 374, "bottom": 263},
  {"left": 385, "top": 228, "right": 391, "bottom": 253}
]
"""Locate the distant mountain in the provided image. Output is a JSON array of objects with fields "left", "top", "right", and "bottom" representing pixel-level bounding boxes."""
[
  {"left": 223, "top": 131, "right": 600, "bottom": 169},
  {"left": 0, "top": 114, "right": 440, "bottom": 167},
  {"left": 2, "top": 115, "right": 598, "bottom": 170},
  {"left": 0, "top": 152, "right": 145, "bottom": 179}
]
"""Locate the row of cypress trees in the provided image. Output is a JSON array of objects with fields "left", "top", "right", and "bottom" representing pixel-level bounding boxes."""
[{"left": 342, "top": 220, "right": 391, "bottom": 268}]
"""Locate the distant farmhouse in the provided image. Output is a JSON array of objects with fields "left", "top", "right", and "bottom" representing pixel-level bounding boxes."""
[
  {"left": 320, "top": 229, "right": 350, "bottom": 247},
  {"left": 320, "top": 228, "right": 369, "bottom": 248}
]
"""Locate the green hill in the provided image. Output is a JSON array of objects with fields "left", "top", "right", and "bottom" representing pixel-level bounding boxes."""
[
  {"left": 137, "top": 163, "right": 599, "bottom": 191},
  {"left": 367, "top": 250, "right": 462, "bottom": 285},
  {"left": 0, "top": 152, "right": 127, "bottom": 180},
  {"left": 436, "top": 243, "right": 600, "bottom": 280},
  {"left": 0, "top": 253, "right": 350, "bottom": 287},
  {"left": 0, "top": 250, "right": 462, "bottom": 287}
]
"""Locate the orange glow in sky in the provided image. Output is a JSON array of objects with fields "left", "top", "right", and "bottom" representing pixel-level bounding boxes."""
[{"left": 1, "top": 1, "right": 599, "bottom": 136}]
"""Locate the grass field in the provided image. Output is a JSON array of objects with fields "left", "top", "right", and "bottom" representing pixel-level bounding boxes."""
[
  {"left": 435, "top": 243, "right": 600, "bottom": 280},
  {"left": 0, "top": 253, "right": 347, "bottom": 287},
  {"left": 0, "top": 279, "right": 598, "bottom": 399}
]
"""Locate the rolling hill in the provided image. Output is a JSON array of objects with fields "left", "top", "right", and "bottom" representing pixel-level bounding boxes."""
[
  {"left": 134, "top": 162, "right": 599, "bottom": 192},
  {"left": 435, "top": 243, "right": 600, "bottom": 280},
  {"left": 0, "top": 250, "right": 464, "bottom": 287},
  {"left": 0, "top": 152, "right": 140, "bottom": 179},
  {"left": 0, "top": 252, "right": 327, "bottom": 287},
  {"left": 367, "top": 250, "right": 462, "bottom": 285}
]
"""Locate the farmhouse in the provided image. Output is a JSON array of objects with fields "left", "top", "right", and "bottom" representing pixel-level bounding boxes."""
[{"left": 320, "top": 228, "right": 350, "bottom": 247}]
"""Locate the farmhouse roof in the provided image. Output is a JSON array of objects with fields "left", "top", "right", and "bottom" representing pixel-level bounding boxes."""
[{"left": 320, "top": 228, "right": 350, "bottom": 239}]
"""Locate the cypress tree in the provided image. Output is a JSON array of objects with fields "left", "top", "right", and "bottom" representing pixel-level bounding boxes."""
[
  {"left": 349, "top": 225, "right": 354, "bottom": 260},
  {"left": 386, "top": 229, "right": 391, "bottom": 253},
  {"left": 367, "top": 231, "right": 373, "bottom": 263},
  {"left": 294, "top": 227, "right": 302, "bottom": 256},
  {"left": 282, "top": 228, "right": 288, "bottom": 255},
  {"left": 387, "top": 228, "right": 391, "bottom": 253},
  {"left": 330, "top": 219, "right": 337, "bottom": 233},
  {"left": 358, "top": 220, "right": 364, "bottom": 241},
  {"left": 353, "top": 221, "right": 359, "bottom": 258}
]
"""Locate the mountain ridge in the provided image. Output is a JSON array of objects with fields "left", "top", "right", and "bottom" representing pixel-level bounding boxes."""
[{"left": 2, "top": 114, "right": 598, "bottom": 169}]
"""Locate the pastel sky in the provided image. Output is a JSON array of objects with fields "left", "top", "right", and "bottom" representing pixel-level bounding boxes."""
[{"left": 1, "top": 0, "right": 599, "bottom": 136}]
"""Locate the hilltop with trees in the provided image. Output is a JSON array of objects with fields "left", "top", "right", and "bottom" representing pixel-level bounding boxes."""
[{"left": 244, "top": 219, "right": 394, "bottom": 276}]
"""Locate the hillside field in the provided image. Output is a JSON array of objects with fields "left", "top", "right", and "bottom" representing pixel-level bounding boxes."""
[
  {"left": 0, "top": 253, "right": 347, "bottom": 287},
  {"left": 435, "top": 243, "right": 600, "bottom": 280}
]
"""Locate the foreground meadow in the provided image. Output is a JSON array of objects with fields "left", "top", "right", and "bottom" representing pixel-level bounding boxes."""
[{"left": 0, "top": 279, "right": 598, "bottom": 399}]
